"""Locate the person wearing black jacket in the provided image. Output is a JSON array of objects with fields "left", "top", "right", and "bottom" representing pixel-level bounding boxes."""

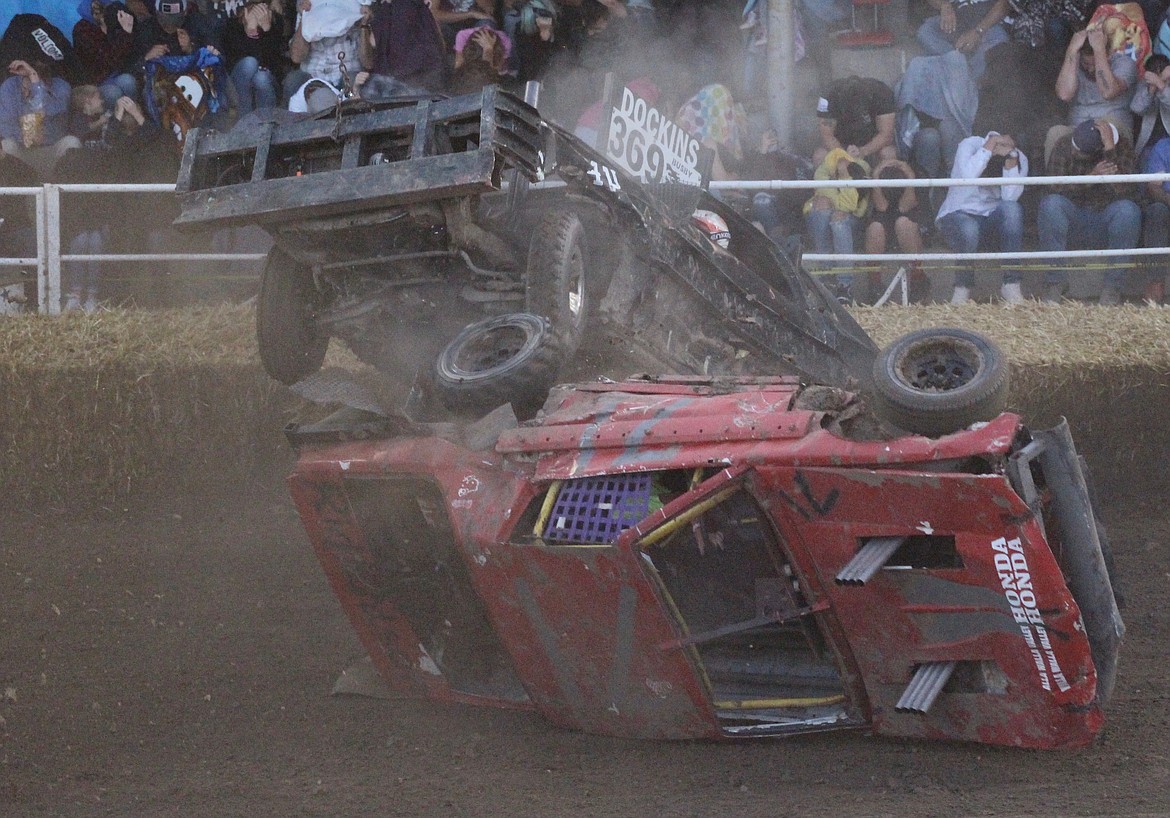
[{"left": 223, "top": 1, "right": 286, "bottom": 113}]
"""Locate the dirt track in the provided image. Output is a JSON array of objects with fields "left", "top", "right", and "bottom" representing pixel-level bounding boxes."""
[{"left": 2, "top": 457, "right": 1168, "bottom": 818}]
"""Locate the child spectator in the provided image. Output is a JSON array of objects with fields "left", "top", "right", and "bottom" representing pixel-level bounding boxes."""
[
  {"left": 0, "top": 59, "right": 82, "bottom": 179},
  {"left": 71, "top": 83, "right": 147, "bottom": 147},
  {"left": 223, "top": 0, "right": 287, "bottom": 114},
  {"left": 803, "top": 147, "right": 870, "bottom": 303},
  {"left": 73, "top": 0, "right": 139, "bottom": 106}
]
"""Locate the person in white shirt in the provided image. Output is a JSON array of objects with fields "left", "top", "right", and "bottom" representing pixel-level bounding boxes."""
[{"left": 936, "top": 131, "right": 1028, "bottom": 303}]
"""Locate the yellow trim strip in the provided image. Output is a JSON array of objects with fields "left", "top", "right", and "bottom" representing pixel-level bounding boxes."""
[
  {"left": 714, "top": 695, "right": 846, "bottom": 710},
  {"left": 533, "top": 480, "right": 562, "bottom": 537}
]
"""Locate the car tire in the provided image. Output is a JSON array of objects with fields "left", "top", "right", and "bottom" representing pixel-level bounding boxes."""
[
  {"left": 526, "top": 210, "right": 587, "bottom": 351},
  {"left": 870, "top": 328, "right": 1009, "bottom": 437},
  {"left": 256, "top": 247, "right": 329, "bottom": 385},
  {"left": 434, "top": 313, "right": 565, "bottom": 418}
]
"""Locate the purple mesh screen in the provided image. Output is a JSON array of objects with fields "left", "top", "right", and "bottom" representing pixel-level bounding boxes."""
[{"left": 542, "top": 473, "right": 655, "bottom": 544}]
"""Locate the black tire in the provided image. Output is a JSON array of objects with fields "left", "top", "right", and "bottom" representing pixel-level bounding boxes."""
[
  {"left": 870, "top": 328, "right": 1009, "bottom": 437},
  {"left": 526, "top": 210, "right": 587, "bottom": 351},
  {"left": 256, "top": 247, "right": 329, "bottom": 385},
  {"left": 434, "top": 313, "right": 566, "bottom": 418}
]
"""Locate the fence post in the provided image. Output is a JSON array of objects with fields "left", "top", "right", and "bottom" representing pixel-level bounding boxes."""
[
  {"left": 34, "top": 186, "right": 47, "bottom": 314},
  {"left": 43, "top": 184, "right": 61, "bottom": 316}
]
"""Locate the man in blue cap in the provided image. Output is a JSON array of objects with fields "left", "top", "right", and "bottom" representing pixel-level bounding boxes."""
[{"left": 1038, "top": 117, "right": 1140, "bottom": 305}]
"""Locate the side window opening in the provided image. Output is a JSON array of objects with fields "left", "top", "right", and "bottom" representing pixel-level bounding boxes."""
[{"left": 639, "top": 488, "right": 851, "bottom": 735}]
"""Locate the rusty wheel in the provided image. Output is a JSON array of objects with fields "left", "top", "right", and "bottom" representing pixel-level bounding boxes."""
[{"left": 871, "top": 328, "right": 1009, "bottom": 437}]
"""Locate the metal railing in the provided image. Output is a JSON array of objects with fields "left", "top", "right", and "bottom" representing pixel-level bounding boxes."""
[
  {"left": 1, "top": 183, "right": 265, "bottom": 315},
  {"left": 3, "top": 172, "right": 1169, "bottom": 314}
]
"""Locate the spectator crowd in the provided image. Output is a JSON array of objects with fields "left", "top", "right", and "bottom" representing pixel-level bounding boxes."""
[{"left": 1, "top": 0, "right": 1169, "bottom": 310}]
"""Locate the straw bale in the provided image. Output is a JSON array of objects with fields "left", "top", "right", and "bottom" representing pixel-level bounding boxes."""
[{"left": 1, "top": 304, "right": 1167, "bottom": 508}]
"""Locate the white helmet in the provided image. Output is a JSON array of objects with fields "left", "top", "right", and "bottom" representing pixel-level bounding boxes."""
[{"left": 691, "top": 209, "right": 730, "bottom": 249}]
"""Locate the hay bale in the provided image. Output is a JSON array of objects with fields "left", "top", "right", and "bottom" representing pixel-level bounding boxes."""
[{"left": 1, "top": 303, "right": 1167, "bottom": 508}]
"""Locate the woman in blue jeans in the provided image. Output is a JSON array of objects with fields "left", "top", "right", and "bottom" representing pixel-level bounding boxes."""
[
  {"left": 223, "top": 1, "right": 286, "bottom": 115},
  {"left": 935, "top": 132, "right": 1028, "bottom": 303}
]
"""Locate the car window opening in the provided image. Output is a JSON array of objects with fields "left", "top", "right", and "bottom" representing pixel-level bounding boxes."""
[{"left": 640, "top": 489, "right": 850, "bottom": 735}]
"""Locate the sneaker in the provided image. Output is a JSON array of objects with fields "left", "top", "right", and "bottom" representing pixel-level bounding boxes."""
[
  {"left": 1042, "top": 282, "right": 1066, "bottom": 304},
  {"left": 83, "top": 297, "right": 98, "bottom": 314},
  {"left": 64, "top": 293, "right": 81, "bottom": 312},
  {"left": 834, "top": 282, "right": 853, "bottom": 306},
  {"left": 1098, "top": 285, "right": 1121, "bottom": 306},
  {"left": 1000, "top": 282, "right": 1025, "bottom": 304},
  {"left": 1144, "top": 280, "right": 1165, "bottom": 305},
  {"left": 950, "top": 285, "right": 971, "bottom": 305}
]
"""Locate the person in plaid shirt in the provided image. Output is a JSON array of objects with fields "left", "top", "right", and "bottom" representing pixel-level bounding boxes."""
[{"left": 1038, "top": 117, "right": 1141, "bottom": 304}]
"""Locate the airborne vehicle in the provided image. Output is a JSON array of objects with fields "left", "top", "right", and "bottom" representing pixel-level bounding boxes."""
[{"left": 177, "top": 86, "right": 1123, "bottom": 748}]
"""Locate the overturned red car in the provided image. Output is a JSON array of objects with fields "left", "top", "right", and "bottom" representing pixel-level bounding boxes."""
[{"left": 286, "top": 374, "right": 1124, "bottom": 750}]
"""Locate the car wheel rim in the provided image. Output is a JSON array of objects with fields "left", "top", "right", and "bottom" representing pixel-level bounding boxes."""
[
  {"left": 896, "top": 339, "right": 981, "bottom": 392},
  {"left": 452, "top": 324, "right": 529, "bottom": 376}
]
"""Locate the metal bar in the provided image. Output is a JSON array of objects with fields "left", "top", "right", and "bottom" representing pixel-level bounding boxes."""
[
  {"left": 657, "top": 604, "right": 823, "bottom": 652},
  {"left": 33, "top": 187, "right": 45, "bottom": 313},
  {"left": 711, "top": 172, "right": 1170, "bottom": 190},
  {"left": 61, "top": 253, "right": 267, "bottom": 262},
  {"left": 44, "top": 184, "right": 60, "bottom": 316},
  {"left": 251, "top": 121, "right": 274, "bottom": 182},
  {"left": 804, "top": 247, "right": 1170, "bottom": 263},
  {"left": 836, "top": 537, "right": 905, "bottom": 585},
  {"left": 895, "top": 661, "right": 957, "bottom": 714}
]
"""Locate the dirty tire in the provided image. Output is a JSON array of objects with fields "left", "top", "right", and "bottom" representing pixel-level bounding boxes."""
[
  {"left": 526, "top": 210, "right": 587, "bottom": 352},
  {"left": 256, "top": 247, "right": 328, "bottom": 385},
  {"left": 871, "top": 328, "right": 1009, "bottom": 437},
  {"left": 434, "top": 313, "right": 565, "bottom": 418}
]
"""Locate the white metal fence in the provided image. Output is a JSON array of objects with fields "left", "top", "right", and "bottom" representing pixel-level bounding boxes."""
[{"left": 4, "top": 173, "right": 1170, "bottom": 314}]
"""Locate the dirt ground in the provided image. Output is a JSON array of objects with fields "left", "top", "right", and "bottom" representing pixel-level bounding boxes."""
[{"left": 2, "top": 456, "right": 1168, "bottom": 818}]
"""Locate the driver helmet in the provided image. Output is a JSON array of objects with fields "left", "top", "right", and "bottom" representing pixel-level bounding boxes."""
[{"left": 691, "top": 209, "right": 730, "bottom": 249}]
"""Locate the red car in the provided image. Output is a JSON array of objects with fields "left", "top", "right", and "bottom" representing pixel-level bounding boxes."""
[{"left": 286, "top": 373, "right": 1123, "bottom": 749}]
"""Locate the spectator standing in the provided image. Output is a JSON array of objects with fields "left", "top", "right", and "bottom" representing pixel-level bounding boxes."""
[
  {"left": 936, "top": 132, "right": 1028, "bottom": 303},
  {"left": 917, "top": 0, "right": 1010, "bottom": 82},
  {"left": 223, "top": 0, "right": 287, "bottom": 114},
  {"left": 1039, "top": 117, "right": 1141, "bottom": 304},
  {"left": 356, "top": 0, "right": 446, "bottom": 96},
  {"left": 0, "top": 59, "right": 82, "bottom": 179},
  {"left": 1048, "top": 26, "right": 1139, "bottom": 161},
  {"left": 816, "top": 76, "right": 897, "bottom": 166},
  {"left": 73, "top": 0, "right": 139, "bottom": 106}
]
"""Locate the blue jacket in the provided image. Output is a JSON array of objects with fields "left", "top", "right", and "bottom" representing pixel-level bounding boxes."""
[{"left": 0, "top": 75, "right": 72, "bottom": 146}]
